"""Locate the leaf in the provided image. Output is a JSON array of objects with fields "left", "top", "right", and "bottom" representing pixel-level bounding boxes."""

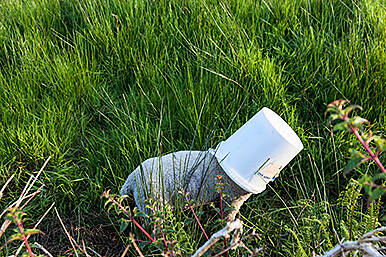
[
  {"left": 101, "top": 190, "right": 110, "bottom": 198},
  {"left": 333, "top": 121, "right": 349, "bottom": 131},
  {"left": 369, "top": 188, "right": 386, "bottom": 201},
  {"left": 327, "top": 99, "right": 347, "bottom": 110},
  {"left": 7, "top": 233, "right": 23, "bottom": 243},
  {"left": 373, "top": 173, "right": 386, "bottom": 181},
  {"left": 136, "top": 212, "right": 149, "bottom": 218},
  {"left": 118, "top": 195, "right": 130, "bottom": 204},
  {"left": 224, "top": 206, "right": 234, "bottom": 212},
  {"left": 373, "top": 136, "right": 386, "bottom": 151},
  {"left": 343, "top": 158, "right": 363, "bottom": 173},
  {"left": 343, "top": 150, "right": 366, "bottom": 173},
  {"left": 183, "top": 218, "right": 192, "bottom": 225},
  {"left": 120, "top": 220, "right": 129, "bottom": 233},
  {"left": 6, "top": 215, "right": 15, "bottom": 222},
  {"left": 24, "top": 229, "right": 41, "bottom": 237},
  {"left": 328, "top": 114, "right": 340, "bottom": 121},
  {"left": 325, "top": 100, "right": 348, "bottom": 117},
  {"left": 163, "top": 229, "right": 177, "bottom": 233},
  {"left": 16, "top": 211, "right": 26, "bottom": 221},
  {"left": 349, "top": 116, "right": 369, "bottom": 128},
  {"left": 343, "top": 105, "right": 362, "bottom": 115},
  {"left": 138, "top": 241, "right": 149, "bottom": 249},
  {"left": 349, "top": 148, "right": 366, "bottom": 158},
  {"left": 325, "top": 107, "right": 340, "bottom": 115},
  {"left": 106, "top": 202, "right": 116, "bottom": 213},
  {"left": 104, "top": 198, "right": 113, "bottom": 208}
]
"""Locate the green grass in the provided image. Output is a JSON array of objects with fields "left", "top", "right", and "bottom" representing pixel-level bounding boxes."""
[{"left": 0, "top": 0, "right": 385, "bottom": 255}]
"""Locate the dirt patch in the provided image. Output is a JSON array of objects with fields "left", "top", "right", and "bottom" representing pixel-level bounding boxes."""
[{"left": 36, "top": 217, "right": 125, "bottom": 256}]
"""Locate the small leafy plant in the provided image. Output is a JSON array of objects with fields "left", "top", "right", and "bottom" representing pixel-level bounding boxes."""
[
  {"left": 1, "top": 157, "right": 55, "bottom": 257},
  {"left": 103, "top": 175, "right": 260, "bottom": 256},
  {"left": 5, "top": 208, "right": 42, "bottom": 257},
  {"left": 326, "top": 99, "right": 385, "bottom": 201}
]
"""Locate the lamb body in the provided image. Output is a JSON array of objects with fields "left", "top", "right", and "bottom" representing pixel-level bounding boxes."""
[{"left": 120, "top": 150, "right": 251, "bottom": 221}]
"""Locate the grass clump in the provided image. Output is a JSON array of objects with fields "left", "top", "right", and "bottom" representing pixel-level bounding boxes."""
[{"left": 0, "top": 0, "right": 385, "bottom": 255}]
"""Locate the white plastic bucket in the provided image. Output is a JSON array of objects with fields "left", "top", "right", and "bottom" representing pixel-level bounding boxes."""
[{"left": 211, "top": 107, "right": 303, "bottom": 194}]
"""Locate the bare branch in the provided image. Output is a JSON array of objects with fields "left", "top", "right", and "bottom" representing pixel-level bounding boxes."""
[
  {"left": 192, "top": 219, "right": 243, "bottom": 257},
  {"left": 361, "top": 227, "right": 386, "bottom": 239},
  {"left": 321, "top": 226, "right": 386, "bottom": 257}
]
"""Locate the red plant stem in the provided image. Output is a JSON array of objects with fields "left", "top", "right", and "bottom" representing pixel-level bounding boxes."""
[
  {"left": 350, "top": 126, "right": 385, "bottom": 173},
  {"left": 219, "top": 181, "right": 228, "bottom": 257},
  {"left": 15, "top": 219, "right": 34, "bottom": 257},
  {"left": 158, "top": 223, "right": 170, "bottom": 252},
  {"left": 184, "top": 194, "right": 209, "bottom": 240},
  {"left": 365, "top": 182, "right": 386, "bottom": 190},
  {"left": 110, "top": 198, "right": 156, "bottom": 242},
  {"left": 219, "top": 190, "right": 223, "bottom": 220}
]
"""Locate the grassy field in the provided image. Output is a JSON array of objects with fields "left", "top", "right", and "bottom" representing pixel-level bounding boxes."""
[{"left": 0, "top": 0, "right": 385, "bottom": 255}]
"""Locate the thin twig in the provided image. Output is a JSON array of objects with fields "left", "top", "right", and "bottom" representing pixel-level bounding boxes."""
[
  {"left": 34, "top": 242, "right": 53, "bottom": 257},
  {"left": 87, "top": 247, "right": 102, "bottom": 257},
  {"left": 20, "top": 185, "right": 45, "bottom": 210},
  {"left": 0, "top": 219, "right": 11, "bottom": 241},
  {"left": 82, "top": 240, "right": 90, "bottom": 257},
  {"left": 22, "top": 156, "right": 51, "bottom": 202},
  {"left": 121, "top": 243, "right": 131, "bottom": 257},
  {"left": 361, "top": 226, "right": 386, "bottom": 239},
  {"left": 0, "top": 186, "right": 44, "bottom": 220},
  {"left": 0, "top": 174, "right": 15, "bottom": 200},
  {"left": 184, "top": 194, "right": 209, "bottom": 241},
  {"left": 0, "top": 157, "right": 51, "bottom": 241},
  {"left": 365, "top": 182, "right": 386, "bottom": 190},
  {"left": 130, "top": 233, "right": 145, "bottom": 257},
  {"left": 55, "top": 207, "right": 79, "bottom": 257}
]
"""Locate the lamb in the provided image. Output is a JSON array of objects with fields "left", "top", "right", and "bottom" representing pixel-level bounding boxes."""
[{"left": 120, "top": 107, "right": 303, "bottom": 221}]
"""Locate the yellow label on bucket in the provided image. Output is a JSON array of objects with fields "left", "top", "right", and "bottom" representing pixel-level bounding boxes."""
[
  {"left": 255, "top": 159, "right": 282, "bottom": 180},
  {"left": 260, "top": 162, "right": 282, "bottom": 178}
]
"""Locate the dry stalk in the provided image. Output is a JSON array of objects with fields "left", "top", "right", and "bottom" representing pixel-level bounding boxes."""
[
  {"left": 0, "top": 157, "right": 51, "bottom": 240},
  {"left": 55, "top": 207, "right": 80, "bottom": 257},
  {"left": 130, "top": 232, "right": 145, "bottom": 257},
  {"left": 54, "top": 208, "right": 92, "bottom": 257},
  {"left": 86, "top": 246, "right": 102, "bottom": 257},
  {"left": 0, "top": 174, "right": 15, "bottom": 200},
  {"left": 121, "top": 242, "right": 131, "bottom": 257},
  {"left": 34, "top": 242, "right": 53, "bottom": 257}
]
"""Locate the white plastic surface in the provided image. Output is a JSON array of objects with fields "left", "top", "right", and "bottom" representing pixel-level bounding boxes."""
[{"left": 211, "top": 107, "right": 304, "bottom": 194}]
